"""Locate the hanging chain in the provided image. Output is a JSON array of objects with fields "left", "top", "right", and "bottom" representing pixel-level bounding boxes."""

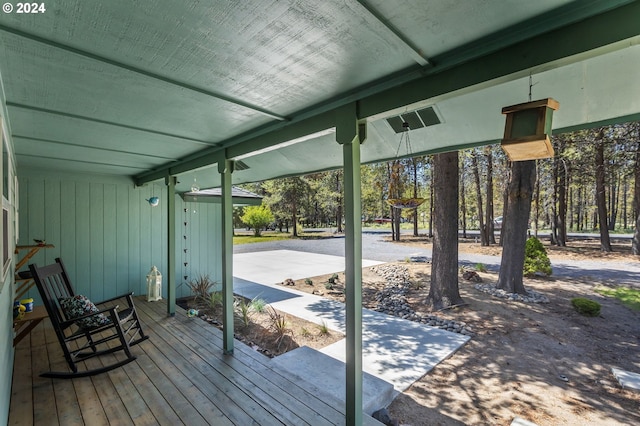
[{"left": 395, "top": 122, "right": 412, "bottom": 157}]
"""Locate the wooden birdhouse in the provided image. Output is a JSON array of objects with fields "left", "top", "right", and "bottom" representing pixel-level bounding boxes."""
[{"left": 501, "top": 98, "right": 559, "bottom": 161}]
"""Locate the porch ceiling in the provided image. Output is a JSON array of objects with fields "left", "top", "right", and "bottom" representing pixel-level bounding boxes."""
[{"left": 1, "top": 1, "right": 639, "bottom": 192}]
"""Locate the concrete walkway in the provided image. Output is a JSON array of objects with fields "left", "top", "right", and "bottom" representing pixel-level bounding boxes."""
[{"left": 233, "top": 250, "right": 470, "bottom": 412}]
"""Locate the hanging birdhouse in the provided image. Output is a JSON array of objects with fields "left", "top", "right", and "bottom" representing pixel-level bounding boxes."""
[{"left": 501, "top": 98, "right": 559, "bottom": 161}]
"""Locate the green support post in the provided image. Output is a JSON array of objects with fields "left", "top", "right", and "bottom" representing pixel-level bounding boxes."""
[
  {"left": 219, "top": 159, "right": 235, "bottom": 354},
  {"left": 166, "top": 175, "right": 176, "bottom": 316},
  {"left": 337, "top": 104, "right": 365, "bottom": 425}
]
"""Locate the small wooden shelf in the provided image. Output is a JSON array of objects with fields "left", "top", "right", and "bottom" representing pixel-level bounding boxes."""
[
  {"left": 13, "top": 305, "right": 48, "bottom": 347},
  {"left": 14, "top": 244, "right": 54, "bottom": 300}
]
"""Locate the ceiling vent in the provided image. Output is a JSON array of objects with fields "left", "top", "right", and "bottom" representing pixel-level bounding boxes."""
[
  {"left": 385, "top": 106, "right": 441, "bottom": 134},
  {"left": 234, "top": 160, "right": 250, "bottom": 171}
]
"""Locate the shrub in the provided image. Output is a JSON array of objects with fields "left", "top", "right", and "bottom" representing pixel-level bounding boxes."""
[
  {"left": 304, "top": 278, "right": 313, "bottom": 286},
  {"left": 207, "top": 290, "right": 223, "bottom": 310},
  {"left": 188, "top": 274, "right": 215, "bottom": 301},
  {"left": 317, "top": 321, "right": 330, "bottom": 335},
  {"left": 328, "top": 273, "right": 339, "bottom": 284},
  {"left": 475, "top": 263, "right": 487, "bottom": 273},
  {"left": 267, "top": 307, "right": 291, "bottom": 350},
  {"left": 233, "top": 297, "right": 254, "bottom": 328},
  {"left": 250, "top": 298, "right": 267, "bottom": 313},
  {"left": 240, "top": 205, "right": 274, "bottom": 237},
  {"left": 571, "top": 298, "right": 601, "bottom": 317},
  {"left": 523, "top": 237, "right": 552, "bottom": 277}
]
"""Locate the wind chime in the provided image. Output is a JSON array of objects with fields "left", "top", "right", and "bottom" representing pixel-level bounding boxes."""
[
  {"left": 182, "top": 176, "right": 202, "bottom": 290},
  {"left": 182, "top": 204, "right": 189, "bottom": 290}
]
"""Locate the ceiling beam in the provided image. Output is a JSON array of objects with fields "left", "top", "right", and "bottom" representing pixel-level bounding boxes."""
[
  {"left": 352, "top": 0, "right": 430, "bottom": 67},
  {"left": 7, "top": 102, "right": 217, "bottom": 147},
  {"left": 16, "top": 153, "right": 149, "bottom": 170},
  {"left": 135, "top": 1, "right": 640, "bottom": 186},
  {"left": 0, "top": 24, "right": 288, "bottom": 122},
  {"left": 13, "top": 135, "right": 177, "bottom": 161}
]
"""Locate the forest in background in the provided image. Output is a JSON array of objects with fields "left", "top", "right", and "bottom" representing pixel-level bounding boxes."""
[{"left": 238, "top": 121, "right": 640, "bottom": 253}]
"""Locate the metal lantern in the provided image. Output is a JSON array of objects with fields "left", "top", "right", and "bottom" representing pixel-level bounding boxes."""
[{"left": 146, "top": 266, "right": 162, "bottom": 302}]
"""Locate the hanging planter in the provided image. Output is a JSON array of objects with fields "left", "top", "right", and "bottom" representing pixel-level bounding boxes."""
[{"left": 386, "top": 198, "right": 425, "bottom": 209}]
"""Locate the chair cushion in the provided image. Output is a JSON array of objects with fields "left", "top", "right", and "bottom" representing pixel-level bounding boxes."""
[{"left": 59, "top": 295, "right": 112, "bottom": 329}]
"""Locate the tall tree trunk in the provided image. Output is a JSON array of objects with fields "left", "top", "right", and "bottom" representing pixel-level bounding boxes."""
[
  {"left": 622, "top": 178, "right": 628, "bottom": 230},
  {"left": 550, "top": 152, "right": 559, "bottom": 245},
  {"left": 428, "top": 169, "right": 434, "bottom": 238},
  {"left": 292, "top": 200, "right": 299, "bottom": 237},
  {"left": 460, "top": 166, "right": 467, "bottom": 239},
  {"left": 391, "top": 207, "right": 402, "bottom": 241},
  {"left": 390, "top": 206, "right": 396, "bottom": 241},
  {"left": 413, "top": 158, "right": 419, "bottom": 237},
  {"left": 471, "top": 151, "right": 487, "bottom": 246},
  {"left": 427, "top": 151, "right": 463, "bottom": 310},
  {"left": 336, "top": 173, "right": 343, "bottom": 233},
  {"left": 500, "top": 163, "right": 510, "bottom": 246},
  {"left": 534, "top": 165, "right": 540, "bottom": 238},
  {"left": 485, "top": 147, "right": 495, "bottom": 244},
  {"left": 595, "top": 132, "right": 612, "bottom": 252},
  {"left": 577, "top": 187, "right": 583, "bottom": 232},
  {"left": 556, "top": 140, "right": 567, "bottom": 246},
  {"left": 568, "top": 186, "right": 574, "bottom": 231},
  {"left": 496, "top": 160, "right": 536, "bottom": 294},
  {"left": 609, "top": 172, "right": 619, "bottom": 230},
  {"left": 632, "top": 140, "right": 640, "bottom": 255}
]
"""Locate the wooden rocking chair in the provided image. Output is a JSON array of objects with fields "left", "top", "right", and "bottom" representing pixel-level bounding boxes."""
[{"left": 28, "top": 258, "right": 148, "bottom": 378}]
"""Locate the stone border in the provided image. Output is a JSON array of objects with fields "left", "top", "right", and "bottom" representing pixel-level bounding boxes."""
[{"left": 371, "top": 264, "right": 474, "bottom": 336}]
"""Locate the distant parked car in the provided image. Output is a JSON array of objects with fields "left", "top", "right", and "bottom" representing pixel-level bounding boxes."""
[
  {"left": 373, "top": 217, "right": 392, "bottom": 224},
  {"left": 265, "top": 222, "right": 277, "bottom": 231},
  {"left": 493, "top": 216, "right": 503, "bottom": 230}
]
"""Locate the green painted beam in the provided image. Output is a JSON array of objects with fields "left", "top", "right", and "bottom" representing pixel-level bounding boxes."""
[
  {"left": 6, "top": 102, "right": 216, "bottom": 147},
  {"left": 135, "top": 111, "right": 335, "bottom": 186},
  {"left": 219, "top": 160, "right": 235, "bottom": 354},
  {"left": 428, "top": 0, "right": 635, "bottom": 73},
  {"left": 337, "top": 103, "right": 364, "bottom": 425},
  {"left": 13, "top": 135, "right": 176, "bottom": 161},
  {"left": 166, "top": 175, "right": 177, "bottom": 316}
]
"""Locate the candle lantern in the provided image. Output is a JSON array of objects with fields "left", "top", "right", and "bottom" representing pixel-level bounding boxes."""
[
  {"left": 146, "top": 266, "right": 162, "bottom": 302},
  {"left": 501, "top": 98, "right": 559, "bottom": 161}
]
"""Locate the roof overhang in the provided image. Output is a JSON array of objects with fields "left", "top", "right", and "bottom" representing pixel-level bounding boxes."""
[{"left": 0, "top": 1, "right": 638, "bottom": 191}]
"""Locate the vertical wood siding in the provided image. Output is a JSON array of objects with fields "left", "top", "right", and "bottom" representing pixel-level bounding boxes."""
[{"left": 18, "top": 172, "right": 222, "bottom": 302}]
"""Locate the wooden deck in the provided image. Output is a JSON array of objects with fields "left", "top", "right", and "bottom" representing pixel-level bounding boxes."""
[{"left": 9, "top": 297, "right": 368, "bottom": 425}]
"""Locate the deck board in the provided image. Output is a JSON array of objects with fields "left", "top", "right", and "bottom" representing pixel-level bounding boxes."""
[
  {"left": 141, "top": 300, "right": 343, "bottom": 425},
  {"left": 9, "top": 298, "right": 366, "bottom": 425}
]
